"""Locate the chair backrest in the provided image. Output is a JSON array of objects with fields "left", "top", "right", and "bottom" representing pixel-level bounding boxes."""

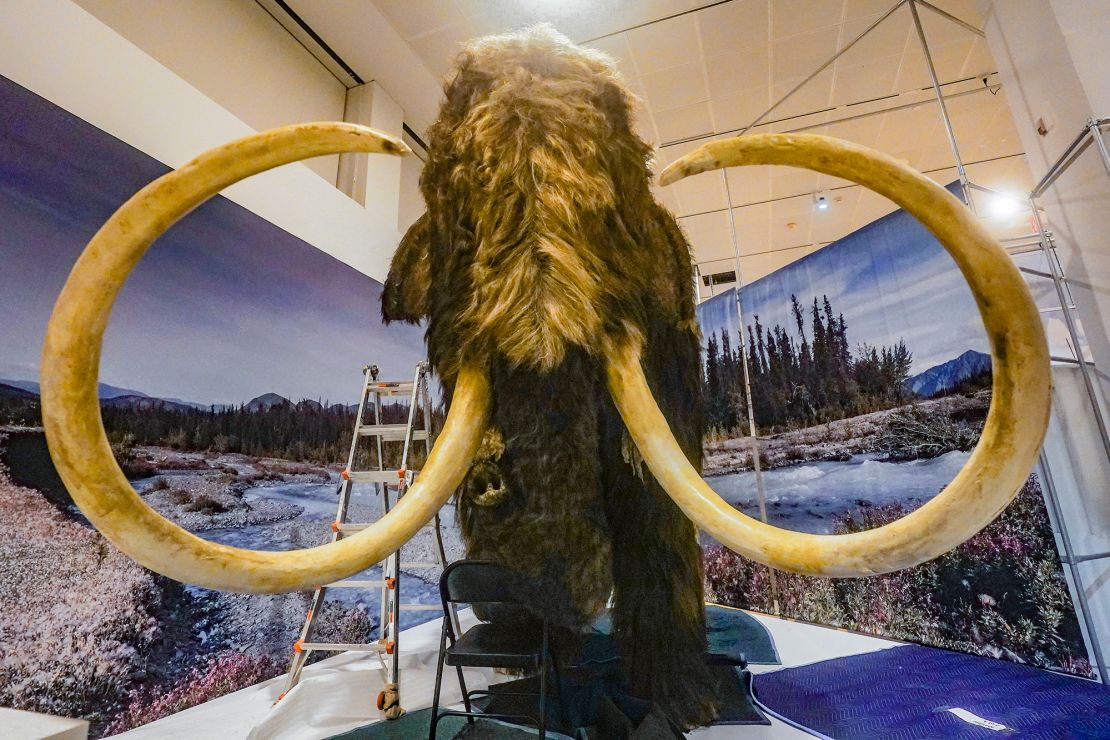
[{"left": 440, "top": 560, "right": 527, "bottom": 605}]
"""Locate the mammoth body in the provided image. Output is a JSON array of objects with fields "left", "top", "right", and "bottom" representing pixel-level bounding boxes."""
[{"left": 381, "top": 27, "right": 718, "bottom": 726}]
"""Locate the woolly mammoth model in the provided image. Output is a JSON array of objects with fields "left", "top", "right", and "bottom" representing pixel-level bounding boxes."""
[
  {"left": 40, "top": 25, "right": 1049, "bottom": 733},
  {"left": 381, "top": 26, "right": 719, "bottom": 726}
]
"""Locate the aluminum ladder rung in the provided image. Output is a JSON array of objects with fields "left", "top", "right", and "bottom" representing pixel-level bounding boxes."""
[
  {"left": 298, "top": 642, "right": 387, "bottom": 653},
  {"left": 399, "top": 604, "right": 442, "bottom": 612},
  {"left": 358, "top": 424, "right": 428, "bottom": 441},
  {"left": 325, "top": 579, "right": 387, "bottom": 588},
  {"left": 346, "top": 469, "right": 415, "bottom": 484},
  {"left": 367, "top": 381, "right": 415, "bottom": 396}
]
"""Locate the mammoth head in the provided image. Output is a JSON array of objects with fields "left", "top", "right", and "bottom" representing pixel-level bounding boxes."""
[
  {"left": 39, "top": 27, "right": 1049, "bottom": 596},
  {"left": 383, "top": 26, "right": 671, "bottom": 374}
]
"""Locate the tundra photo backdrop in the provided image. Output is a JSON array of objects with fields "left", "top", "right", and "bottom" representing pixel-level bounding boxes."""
[
  {"left": 695, "top": 185, "right": 1091, "bottom": 677},
  {"left": 0, "top": 74, "right": 443, "bottom": 736}
]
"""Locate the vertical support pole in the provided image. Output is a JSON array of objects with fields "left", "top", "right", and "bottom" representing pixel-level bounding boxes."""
[
  {"left": 1037, "top": 452, "right": 1107, "bottom": 682},
  {"left": 1092, "top": 118, "right": 1110, "bottom": 180},
  {"left": 720, "top": 169, "right": 780, "bottom": 614},
  {"left": 908, "top": 0, "right": 974, "bottom": 210},
  {"left": 1027, "top": 196, "right": 1110, "bottom": 462}
]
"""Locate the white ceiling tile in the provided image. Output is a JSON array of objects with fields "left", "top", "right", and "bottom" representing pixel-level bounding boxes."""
[
  {"left": 844, "top": 0, "right": 901, "bottom": 20},
  {"left": 831, "top": 53, "right": 900, "bottom": 104},
  {"left": 705, "top": 48, "right": 770, "bottom": 99},
  {"left": 584, "top": 34, "right": 639, "bottom": 80},
  {"left": 960, "top": 38, "right": 996, "bottom": 78},
  {"left": 626, "top": 14, "right": 701, "bottom": 74},
  {"left": 406, "top": 20, "right": 475, "bottom": 78},
  {"left": 710, "top": 85, "right": 771, "bottom": 132},
  {"left": 726, "top": 164, "right": 774, "bottom": 205},
  {"left": 697, "top": 0, "right": 770, "bottom": 57},
  {"left": 835, "top": 9, "right": 912, "bottom": 61},
  {"left": 374, "top": 0, "right": 459, "bottom": 38},
  {"left": 654, "top": 101, "right": 714, "bottom": 142},
  {"left": 772, "top": 27, "right": 840, "bottom": 81},
  {"left": 818, "top": 114, "right": 885, "bottom": 148},
  {"left": 895, "top": 38, "right": 975, "bottom": 89},
  {"left": 769, "top": 69, "right": 835, "bottom": 119},
  {"left": 771, "top": 0, "right": 846, "bottom": 39},
  {"left": 770, "top": 164, "right": 822, "bottom": 200},
  {"left": 641, "top": 61, "right": 709, "bottom": 111},
  {"left": 671, "top": 171, "right": 729, "bottom": 216}
]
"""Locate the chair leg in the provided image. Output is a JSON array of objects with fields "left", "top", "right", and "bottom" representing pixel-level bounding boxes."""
[
  {"left": 455, "top": 663, "right": 474, "bottom": 723},
  {"left": 538, "top": 620, "right": 549, "bottom": 740},
  {"left": 429, "top": 621, "right": 448, "bottom": 740}
]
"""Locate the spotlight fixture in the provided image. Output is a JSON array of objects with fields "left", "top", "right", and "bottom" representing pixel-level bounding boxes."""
[
  {"left": 987, "top": 191, "right": 1022, "bottom": 219},
  {"left": 813, "top": 190, "right": 830, "bottom": 210}
]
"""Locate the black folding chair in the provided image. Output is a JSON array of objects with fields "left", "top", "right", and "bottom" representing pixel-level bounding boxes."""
[{"left": 429, "top": 560, "right": 553, "bottom": 739}]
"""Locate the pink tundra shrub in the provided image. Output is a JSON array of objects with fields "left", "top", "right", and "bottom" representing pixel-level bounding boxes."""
[
  {"left": 704, "top": 476, "right": 1093, "bottom": 676},
  {"left": 102, "top": 651, "right": 282, "bottom": 735},
  {"left": 0, "top": 475, "right": 163, "bottom": 722}
]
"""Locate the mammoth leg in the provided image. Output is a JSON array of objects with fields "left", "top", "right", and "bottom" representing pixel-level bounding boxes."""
[{"left": 599, "top": 325, "right": 720, "bottom": 729}]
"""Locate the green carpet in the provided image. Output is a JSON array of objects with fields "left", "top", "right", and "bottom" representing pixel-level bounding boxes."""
[
  {"left": 591, "top": 604, "right": 780, "bottom": 665},
  {"left": 328, "top": 706, "right": 554, "bottom": 739},
  {"left": 705, "top": 604, "right": 780, "bottom": 665}
]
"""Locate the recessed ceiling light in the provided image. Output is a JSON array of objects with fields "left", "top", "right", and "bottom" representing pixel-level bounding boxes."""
[{"left": 813, "top": 190, "right": 830, "bottom": 210}]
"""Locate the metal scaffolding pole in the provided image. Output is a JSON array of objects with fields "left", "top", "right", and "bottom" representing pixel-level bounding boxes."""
[
  {"left": 1037, "top": 451, "right": 1108, "bottom": 683},
  {"left": 908, "top": 0, "right": 973, "bottom": 209},
  {"left": 720, "top": 168, "right": 781, "bottom": 614},
  {"left": 1026, "top": 201, "right": 1110, "bottom": 464}
]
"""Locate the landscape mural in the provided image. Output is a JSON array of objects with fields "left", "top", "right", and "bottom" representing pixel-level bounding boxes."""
[
  {"left": 0, "top": 74, "right": 448, "bottom": 736},
  {"left": 695, "top": 186, "right": 1091, "bottom": 677}
]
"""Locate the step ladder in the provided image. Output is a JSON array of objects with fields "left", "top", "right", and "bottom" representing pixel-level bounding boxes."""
[{"left": 278, "top": 361, "right": 460, "bottom": 719}]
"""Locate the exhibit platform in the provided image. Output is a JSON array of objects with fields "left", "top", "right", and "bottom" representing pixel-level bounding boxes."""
[
  {"left": 109, "top": 605, "right": 1109, "bottom": 739},
  {"left": 109, "top": 608, "right": 899, "bottom": 739}
]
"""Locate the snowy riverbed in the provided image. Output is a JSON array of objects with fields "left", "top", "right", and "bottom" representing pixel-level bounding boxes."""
[
  {"left": 705, "top": 450, "right": 970, "bottom": 534},
  {"left": 186, "top": 478, "right": 456, "bottom": 626}
]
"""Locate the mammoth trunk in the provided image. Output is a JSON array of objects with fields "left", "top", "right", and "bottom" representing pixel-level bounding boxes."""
[
  {"left": 458, "top": 348, "right": 613, "bottom": 626},
  {"left": 456, "top": 342, "right": 719, "bottom": 728}
]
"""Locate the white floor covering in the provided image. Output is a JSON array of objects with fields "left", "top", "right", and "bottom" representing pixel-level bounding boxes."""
[{"left": 115, "top": 609, "right": 902, "bottom": 739}]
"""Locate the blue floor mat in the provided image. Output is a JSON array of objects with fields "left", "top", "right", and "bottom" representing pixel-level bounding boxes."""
[{"left": 754, "top": 644, "right": 1110, "bottom": 739}]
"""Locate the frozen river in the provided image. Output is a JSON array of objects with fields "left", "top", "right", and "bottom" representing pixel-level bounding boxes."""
[
  {"left": 705, "top": 451, "right": 970, "bottom": 534},
  {"left": 181, "top": 449, "right": 968, "bottom": 626},
  {"left": 196, "top": 478, "right": 447, "bottom": 627}
]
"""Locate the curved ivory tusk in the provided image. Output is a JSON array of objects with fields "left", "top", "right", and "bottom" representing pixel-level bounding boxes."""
[
  {"left": 615, "top": 133, "right": 1051, "bottom": 577},
  {"left": 40, "top": 122, "right": 488, "bottom": 593}
]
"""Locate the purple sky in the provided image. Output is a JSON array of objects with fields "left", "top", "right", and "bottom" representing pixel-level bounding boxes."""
[{"left": 0, "top": 75, "right": 425, "bottom": 406}]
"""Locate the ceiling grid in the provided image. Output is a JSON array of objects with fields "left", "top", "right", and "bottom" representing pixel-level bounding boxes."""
[{"left": 350, "top": 0, "right": 1030, "bottom": 288}]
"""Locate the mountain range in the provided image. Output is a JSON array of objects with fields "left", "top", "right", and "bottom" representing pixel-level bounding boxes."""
[
  {"left": 0, "top": 379, "right": 354, "bottom": 412},
  {"left": 2, "top": 379, "right": 149, "bottom": 399},
  {"left": 905, "top": 349, "right": 991, "bottom": 397}
]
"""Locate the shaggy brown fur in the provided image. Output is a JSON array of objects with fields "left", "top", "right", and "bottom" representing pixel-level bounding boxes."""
[{"left": 382, "top": 25, "right": 718, "bottom": 729}]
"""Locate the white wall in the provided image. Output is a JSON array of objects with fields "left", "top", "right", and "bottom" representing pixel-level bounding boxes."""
[
  {"left": 0, "top": 0, "right": 404, "bottom": 282},
  {"left": 979, "top": 0, "right": 1110, "bottom": 681},
  {"left": 980, "top": 0, "right": 1110, "bottom": 398},
  {"left": 74, "top": 0, "right": 348, "bottom": 184}
]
